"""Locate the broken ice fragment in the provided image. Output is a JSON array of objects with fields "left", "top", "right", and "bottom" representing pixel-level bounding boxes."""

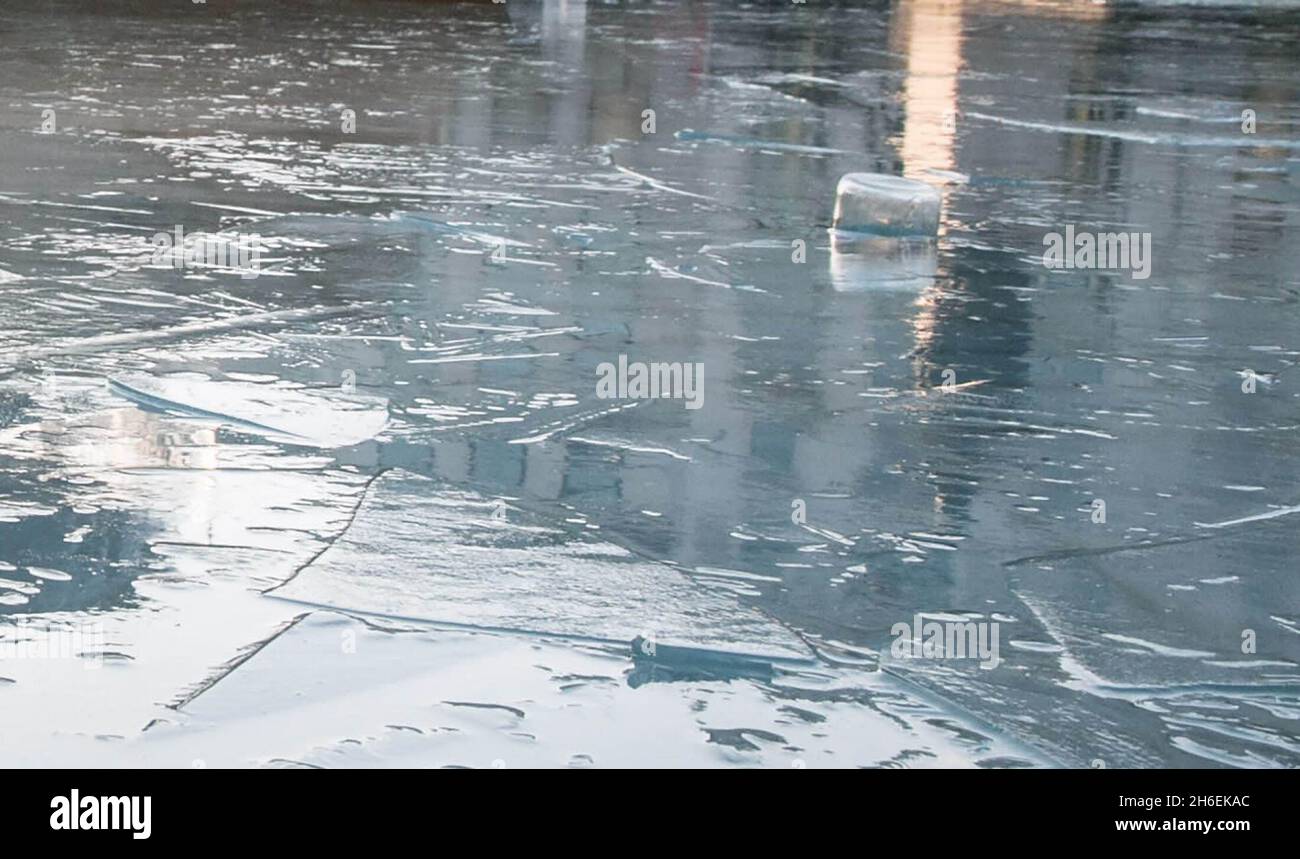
[
  {"left": 832, "top": 173, "right": 941, "bottom": 237},
  {"left": 26, "top": 567, "right": 72, "bottom": 582},
  {"left": 108, "top": 375, "right": 389, "bottom": 448},
  {"left": 267, "top": 470, "right": 811, "bottom": 662}
]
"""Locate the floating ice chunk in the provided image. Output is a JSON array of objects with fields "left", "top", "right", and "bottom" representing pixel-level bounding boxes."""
[
  {"left": 26, "top": 567, "right": 72, "bottom": 582},
  {"left": 108, "top": 374, "right": 389, "bottom": 448},
  {"left": 832, "top": 173, "right": 941, "bottom": 237}
]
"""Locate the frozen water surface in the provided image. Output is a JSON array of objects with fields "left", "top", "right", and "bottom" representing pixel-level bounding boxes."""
[{"left": 1, "top": 0, "right": 1298, "bottom": 767}]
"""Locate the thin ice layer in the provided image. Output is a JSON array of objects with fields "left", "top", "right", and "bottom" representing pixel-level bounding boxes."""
[
  {"left": 108, "top": 374, "right": 390, "bottom": 448},
  {"left": 136, "top": 612, "right": 1042, "bottom": 769},
  {"left": 269, "top": 470, "right": 810, "bottom": 661}
]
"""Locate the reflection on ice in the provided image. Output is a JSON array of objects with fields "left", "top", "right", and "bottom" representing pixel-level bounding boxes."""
[{"left": 829, "top": 234, "right": 938, "bottom": 291}]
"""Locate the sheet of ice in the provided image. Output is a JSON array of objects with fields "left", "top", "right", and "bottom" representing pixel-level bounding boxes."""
[
  {"left": 270, "top": 470, "right": 811, "bottom": 662},
  {"left": 0, "top": 462, "right": 373, "bottom": 760},
  {"left": 108, "top": 374, "right": 390, "bottom": 448},
  {"left": 832, "top": 173, "right": 942, "bottom": 237},
  {"left": 117, "top": 612, "right": 1043, "bottom": 769}
]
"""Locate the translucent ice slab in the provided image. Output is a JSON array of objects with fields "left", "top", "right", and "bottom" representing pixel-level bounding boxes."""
[
  {"left": 831, "top": 173, "right": 942, "bottom": 237},
  {"left": 268, "top": 470, "right": 811, "bottom": 662},
  {"left": 108, "top": 374, "right": 389, "bottom": 448}
]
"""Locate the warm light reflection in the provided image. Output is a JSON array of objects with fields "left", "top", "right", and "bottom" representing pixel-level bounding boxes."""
[
  {"left": 893, "top": 0, "right": 965, "bottom": 179},
  {"left": 890, "top": 0, "right": 967, "bottom": 388}
]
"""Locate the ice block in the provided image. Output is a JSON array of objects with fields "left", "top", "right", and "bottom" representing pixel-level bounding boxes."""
[{"left": 832, "top": 172, "right": 941, "bottom": 237}]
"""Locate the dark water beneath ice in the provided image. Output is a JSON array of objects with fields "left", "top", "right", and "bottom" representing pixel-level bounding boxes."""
[{"left": 1, "top": 0, "right": 1298, "bottom": 767}]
